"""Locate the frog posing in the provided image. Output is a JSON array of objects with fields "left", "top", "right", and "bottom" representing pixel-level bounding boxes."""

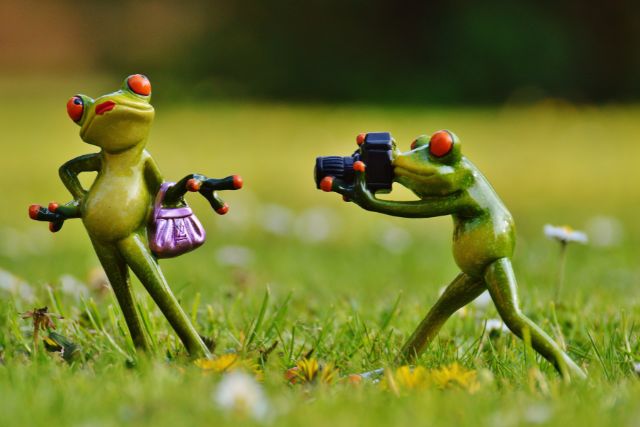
[
  {"left": 29, "top": 75, "right": 241, "bottom": 357},
  {"left": 321, "top": 130, "right": 586, "bottom": 380}
]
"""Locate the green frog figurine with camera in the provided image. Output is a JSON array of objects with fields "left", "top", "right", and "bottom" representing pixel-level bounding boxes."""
[
  {"left": 316, "top": 131, "right": 586, "bottom": 380},
  {"left": 28, "top": 74, "right": 243, "bottom": 358}
]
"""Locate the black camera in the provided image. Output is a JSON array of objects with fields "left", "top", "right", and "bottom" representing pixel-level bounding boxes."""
[{"left": 314, "top": 132, "right": 394, "bottom": 193}]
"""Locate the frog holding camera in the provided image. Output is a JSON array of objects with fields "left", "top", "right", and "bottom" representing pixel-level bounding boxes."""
[{"left": 316, "top": 131, "right": 586, "bottom": 380}]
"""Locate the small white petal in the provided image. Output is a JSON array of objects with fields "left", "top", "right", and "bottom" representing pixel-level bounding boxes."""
[
  {"left": 543, "top": 224, "right": 588, "bottom": 244},
  {"left": 214, "top": 371, "right": 268, "bottom": 420},
  {"left": 633, "top": 362, "right": 640, "bottom": 375}
]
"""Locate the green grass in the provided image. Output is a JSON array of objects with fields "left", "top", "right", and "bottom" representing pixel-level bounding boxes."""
[{"left": 1, "top": 77, "right": 640, "bottom": 426}]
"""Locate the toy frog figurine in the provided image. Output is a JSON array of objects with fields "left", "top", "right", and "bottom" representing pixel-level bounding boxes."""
[
  {"left": 317, "top": 130, "right": 586, "bottom": 380},
  {"left": 28, "top": 74, "right": 243, "bottom": 358}
]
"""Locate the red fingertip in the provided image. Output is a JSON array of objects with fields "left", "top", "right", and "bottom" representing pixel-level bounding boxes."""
[
  {"left": 29, "top": 205, "right": 41, "bottom": 219},
  {"left": 320, "top": 176, "right": 334, "bottom": 192},
  {"left": 342, "top": 195, "right": 351, "bottom": 202},
  {"left": 356, "top": 133, "right": 366, "bottom": 146},
  {"left": 186, "top": 179, "right": 201, "bottom": 192},
  {"left": 48, "top": 222, "right": 57, "bottom": 233},
  {"left": 353, "top": 161, "right": 366, "bottom": 172},
  {"left": 216, "top": 204, "right": 229, "bottom": 215},
  {"left": 48, "top": 202, "right": 59, "bottom": 213},
  {"left": 232, "top": 175, "right": 243, "bottom": 189}
]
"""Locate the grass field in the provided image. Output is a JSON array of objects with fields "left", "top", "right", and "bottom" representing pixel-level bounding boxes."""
[{"left": 1, "top": 77, "right": 639, "bottom": 426}]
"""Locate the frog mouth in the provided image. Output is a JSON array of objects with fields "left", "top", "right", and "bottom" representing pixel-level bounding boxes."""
[
  {"left": 394, "top": 165, "right": 434, "bottom": 181},
  {"left": 95, "top": 101, "right": 116, "bottom": 115}
]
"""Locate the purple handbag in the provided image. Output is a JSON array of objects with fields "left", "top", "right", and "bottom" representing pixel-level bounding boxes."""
[{"left": 148, "top": 182, "right": 206, "bottom": 258}]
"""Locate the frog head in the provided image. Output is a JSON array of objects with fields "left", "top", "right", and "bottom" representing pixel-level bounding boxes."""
[
  {"left": 66, "top": 74, "right": 155, "bottom": 153},
  {"left": 392, "top": 130, "right": 472, "bottom": 197}
]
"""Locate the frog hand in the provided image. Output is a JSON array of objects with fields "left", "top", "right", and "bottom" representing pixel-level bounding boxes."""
[
  {"left": 319, "top": 172, "right": 357, "bottom": 203},
  {"left": 28, "top": 201, "right": 78, "bottom": 233},
  {"left": 186, "top": 175, "right": 243, "bottom": 215}
]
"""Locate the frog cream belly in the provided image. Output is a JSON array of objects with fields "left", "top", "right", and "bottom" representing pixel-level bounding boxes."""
[
  {"left": 28, "top": 75, "right": 243, "bottom": 359},
  {"left": 319, "top": 129, "right": 586, "bottom": 381},
  {"left": 82, "top": 174, "right": 151, "bottom": 242}
]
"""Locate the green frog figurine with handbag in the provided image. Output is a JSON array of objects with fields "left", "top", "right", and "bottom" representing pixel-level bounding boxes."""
[{"left": 29, "top": 74, "right": 243, "bottom": 357}]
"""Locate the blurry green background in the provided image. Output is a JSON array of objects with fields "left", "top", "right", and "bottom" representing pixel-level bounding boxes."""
[
  {"left": 2, "top": 0, "right": 640, "bottom": 104},
  {"left": 1, "top": 0, "right": 639, "bottom": 305}
]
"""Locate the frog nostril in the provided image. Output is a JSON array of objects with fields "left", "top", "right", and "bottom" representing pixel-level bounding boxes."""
[{"left": 95, "top": 101, "right": 116, "bottom": 115}]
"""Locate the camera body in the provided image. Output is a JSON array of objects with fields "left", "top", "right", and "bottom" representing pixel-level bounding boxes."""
[{"left": 314, "top": 132, "right": 394, "bottom": 193}]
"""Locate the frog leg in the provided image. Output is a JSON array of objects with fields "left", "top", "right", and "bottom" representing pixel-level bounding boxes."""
[
  {"left": 116, "top": 232, "right": 211, "bottom": 358},
  {"left": 91, "top": 239, "right": 150, "bottom": 351},
  {"left": 484, "top": 257, "right": 586, "bottom": 380},
  {"left": 399, "top": 273, "right": 486, "bottom": 362}
]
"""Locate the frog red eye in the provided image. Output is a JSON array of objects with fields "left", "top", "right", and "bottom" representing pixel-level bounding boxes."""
[
  {"left": 429, "top": 130, "right": 454, "bottom": 157},
  {"left": 410, "top": 139, "right": 418, "bottom": 150},
  {"left": 66, "top": 96, "right": 84, "bottom": 122},
  {"left": 127, "top": 74, "right": 151, "bottom": 96}
]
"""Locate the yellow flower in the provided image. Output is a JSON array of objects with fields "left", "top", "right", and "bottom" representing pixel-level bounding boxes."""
[
  {"left": 195, "top": 354, "right": 261, "bottom": 379},
  {"left": 285, "top": 358, "right": 339, "bottom": 385},
  {"left": 383, "top": 363, "right": 479, "bottom": 394},
  {"left": 387, "top": 366, "right": 429, "bottom": 391},
  {"left": 429, "top": 363, "right": 479, "bottom": 393}
]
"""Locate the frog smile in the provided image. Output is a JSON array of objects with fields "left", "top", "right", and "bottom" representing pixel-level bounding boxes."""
[{"left": 95, "top": 101, "right": 116, "bottom": 115}]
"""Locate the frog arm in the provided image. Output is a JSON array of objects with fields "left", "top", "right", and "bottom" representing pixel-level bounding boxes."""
[
  {"left": 358, "top": 186, "right": 465, "bottom": 218},
  {"left": 163, "top": 173, "right": 242, "bottom": 213},
  {"left": 143, "top": 155, "right": 164, "bottom": 197},
  {"left": 324, "top": 169, "right": 465, "bottom": 219},
  {"left": 58, "top": 153, "right": 101, "bottom": 200}
]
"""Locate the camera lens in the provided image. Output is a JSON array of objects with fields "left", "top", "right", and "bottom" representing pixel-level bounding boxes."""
[{"left": 314, "top": 156, "right": 355, "bottom": 188}]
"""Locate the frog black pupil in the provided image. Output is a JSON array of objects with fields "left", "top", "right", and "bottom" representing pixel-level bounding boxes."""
[{"left": 74, "top": 98, "right": 82, "bottom": 105}]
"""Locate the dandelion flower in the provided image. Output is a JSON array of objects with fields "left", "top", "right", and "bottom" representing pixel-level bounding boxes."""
[
  {"left": 214, "top": 371, "right": 268, "bottom": 420},
  {"left": 386, "top": 366, "right": 429, "bottom": 391},
  {"left": 196, "top": 353, "right": 261, "bottom": 378},
  {"left": 285, "top": 358, "right": 338, "bottom": 385},
  {"left": 543, "top": 224, "right": 588, "bottom": 244},
  {"left": 429, "top": 363, "right": 479, "bottom": 393}
]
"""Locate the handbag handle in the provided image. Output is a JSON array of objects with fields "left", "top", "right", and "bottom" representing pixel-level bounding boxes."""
[{"left": 153, "top": 182, "right": 175, "bottom": 221}]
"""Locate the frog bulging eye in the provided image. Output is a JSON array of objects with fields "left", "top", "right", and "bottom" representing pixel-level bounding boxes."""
[
  {"left": 66, "top": 96, "right": 84, "bottom": 122},
  {"left": 429, "top": 130, "right": 454, "bottom": 157},
  {"left": 127, "top": 74, "right": 151, "bottom": 96}
]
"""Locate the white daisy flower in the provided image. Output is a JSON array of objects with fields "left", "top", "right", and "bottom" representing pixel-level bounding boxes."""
[
  {"left": 214, "top": 371, "right": 268, "bottom": 420},
  {"left": 543, "top": 224, "right": 588, "bottom": 244}
]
